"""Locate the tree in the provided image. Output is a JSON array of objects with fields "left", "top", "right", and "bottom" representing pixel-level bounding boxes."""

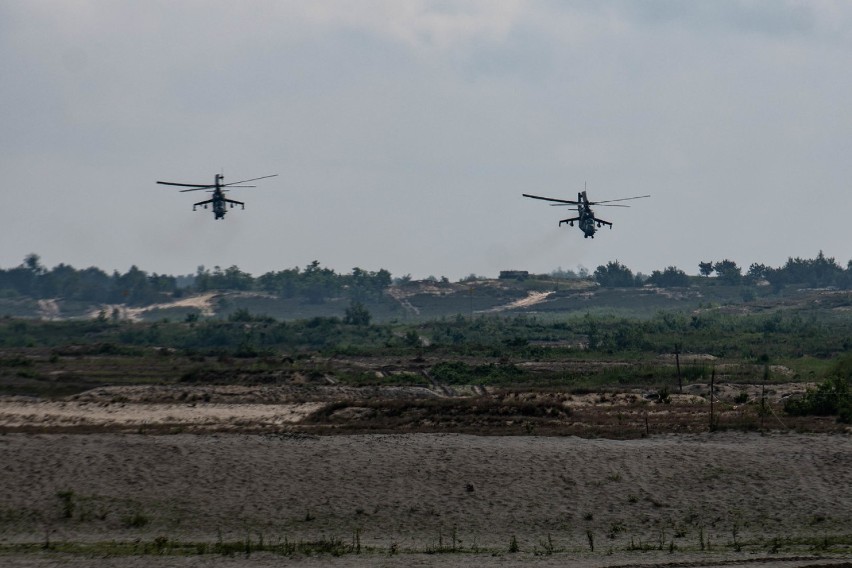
[
  {"left": 647, "top": 266, "right": 690, "bottom": 288},
  {"left": 348, "top": 267, "right": 392, "bottom": 301},
  {"left": 112, "top": 265, "right": 158, "bottom": 305},
  {"left": 23, "top": 253, "right": 45, "bottom": 275},
  {"left": 746, "top": 263, "right": 769, "bottom": 284},
  {"left": 594, "top": 261, "right": 636, "bottom": 288},
  {"left": 205, "top": 265, "right": 253, "bottom": 291},
  {"left": 257, "top": 267, "right": 301, "bottom": 297},
  {"left": 698, "top": 261, "right": 714, "bottom": 277},
  {"left": 77, "top": 267, "right": 111, "bottom": 302},
  {"left": 343, "top": 301, "right": 372, "bottom": 326},
  {"left": 194, "top": 266, "right": 211, "bottom": 292},
  {"left": 221, "top": 266, "right": 253, "bottom": 291},
  {"left": 42, "top": 263, "right": 80, "bottom": 299},
  {"left": 301, "top": 261, "right": 340, "bottom": 304},
  {"left": 762, "top": 252, "right": 844, "bottom": 290},
  {"left": 712, "top": 259, "right": 742, "bottom": 285}
]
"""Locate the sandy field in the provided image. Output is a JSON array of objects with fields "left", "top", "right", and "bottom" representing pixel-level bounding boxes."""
[
  {"left": 0, "top": 381, "right": 832, "bottom": 437},
  {"left": 1, "top": 431, "right": 851, "bottom": 567}
]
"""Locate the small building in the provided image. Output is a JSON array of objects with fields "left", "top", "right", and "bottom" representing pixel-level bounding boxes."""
[{"left": 499, "top": 270, "right": 529, "bottom": 281}]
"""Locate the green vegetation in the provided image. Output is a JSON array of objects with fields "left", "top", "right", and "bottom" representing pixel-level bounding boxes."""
[
  {"left": 2, "top": 299, "right": 852, "bottom": 428},
  {"left": 3, "top": 255, "right": 852, "bottom": 562},
  {"left": 4, "top": 529, "right": 851, "bottom": 559},
  {"left": 3, "top": 251, "right": 852, "bottom": 423},
  {"left": 2, "top": 305, "right": 849, "bottom": 366},
  {"left": 784, "top": 353, "right": 852, "bottom": 422},
  {"left": 646, "top": 266, "right": 690, "bottom": 288},
  {"left": 594, "top": 261, "right": 640, "bottom": 288},
  {"left": 3, "top": 251, "right": 852, "bottom": 316},
  {"left": 0, "top": 254, "right": 391, "bottom": 307}
]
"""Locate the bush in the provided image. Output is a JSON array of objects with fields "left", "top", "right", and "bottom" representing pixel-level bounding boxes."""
[
  {"left": 785, "top": 375, "right": 851, "bottom": 423},
  {"left": 430, "top": 361, "right": 522, "bottom": 385},
  {"left": 343, "top": 301, "right": 371, "bottom": 326}
]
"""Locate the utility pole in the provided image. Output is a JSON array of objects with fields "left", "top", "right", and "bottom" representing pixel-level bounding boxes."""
[
  {"left": 674, "top": 342, "right": 683, "bottom": 393},
  {"left": 709, "top": 367, "right": 716, "bottom": 431},
  {"left": 761, "top": 363, "right": 769, "bottom": 430}
]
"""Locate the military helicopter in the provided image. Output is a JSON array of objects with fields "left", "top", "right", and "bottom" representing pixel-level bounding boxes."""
[
  {"left": 157, "top": 173, "right": 278, "bottom": 220},
  {"left": 523, "top": 187, "right": 649, "bottom": 238}
]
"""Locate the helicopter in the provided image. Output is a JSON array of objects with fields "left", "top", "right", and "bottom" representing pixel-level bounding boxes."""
[
  {"left": 157, "top": 173, "right": 278, "bottom": 220},
  {"left": 523, "top": 187, "right": 649, "bottom": 238}
]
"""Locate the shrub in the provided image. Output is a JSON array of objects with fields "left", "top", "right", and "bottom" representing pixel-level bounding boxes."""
[
  {"left": 784, "top": 375, "right": 851, "bottom": 423},
  {"left": 123, "top": 511, "right": 150, "bottom": 528},
  {"left": 343, "top": 301, "right": 372, "bottom": 326},
  {"left": 430, "top": 361, "right": 522, "bottom": 385},
  {"left": 56, "top": 490, "right": 75, "bottom": 519}
]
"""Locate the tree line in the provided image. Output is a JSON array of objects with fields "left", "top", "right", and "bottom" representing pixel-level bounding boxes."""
[
  {"left": 594, "top": 251, "right": 852, "bottom": 289},
  {"left": 2, "top": 251, "right": 851, "bottom": 306},
  {"left": 0, "top": 254, "right": 390, "bottom": 306}
]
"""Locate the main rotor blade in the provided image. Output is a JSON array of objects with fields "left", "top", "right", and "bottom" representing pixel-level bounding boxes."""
[
  {"left": 177, "top": 185, "right": 256, "bottom": 192},
  {"left": 221, "top": 174, "right": 278, "bottom": 187},
  {"left": 590, "top": 194, "right": 650, "bottom": 205},
  {"left": 522, "top": 193, "right": 580, "bottom": 205},
  {"left": 157, "top": 181, "right": 215, "bottom": 188},
  {"left": 549, "top": 202, "right": 628, "bottom": 207}
]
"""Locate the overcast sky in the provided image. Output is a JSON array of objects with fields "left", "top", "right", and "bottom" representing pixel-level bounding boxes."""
[{"left": 2, "top": 1, "right": 851, "bottom": 281}]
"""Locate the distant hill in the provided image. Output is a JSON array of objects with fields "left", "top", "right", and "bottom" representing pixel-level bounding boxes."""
[
  {"left": 4, "top": 273, "right": 852, "bottom": 323},
  {"left": 2, "top": 251, "right": 851, "bottom": 322}
]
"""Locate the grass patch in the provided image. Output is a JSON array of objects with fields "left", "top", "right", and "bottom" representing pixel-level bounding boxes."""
[{"left": 2, "top": 530, "right": 852, "bottom": 558}]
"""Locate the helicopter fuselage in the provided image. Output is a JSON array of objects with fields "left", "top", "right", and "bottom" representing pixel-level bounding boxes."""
[
  {"left": 578, "top": 202, "right": 597, "bottom": 238},
  {"left": 190, "top": 175, "right": 244, "bottom": 220},
  {"left": 560, "top": 191, "right": 611, "bottom": 238},
  {"left": 210, "top": 188, "right": 227, "bottom": 219}
]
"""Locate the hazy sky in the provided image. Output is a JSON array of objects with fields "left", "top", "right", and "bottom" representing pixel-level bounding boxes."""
[{"left": 2, "top": 1, "right": 851, "bottom": 280}]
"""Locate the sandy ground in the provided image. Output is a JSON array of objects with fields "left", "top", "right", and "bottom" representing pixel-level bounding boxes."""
[
  {"left": 86, "top": 293, "right": 219, "bottom": 321},
  {"left": 0, "top": 398, "right": 322, "bottom": 432},
  {"left": 1, "top": 432, "right": 851, "bottom": 567},
  {"left": 0, "top": 382, "right": 819, "bottom": 436},
  {"left": 482, "top": 291, "right": 555, "bottom": 313}
]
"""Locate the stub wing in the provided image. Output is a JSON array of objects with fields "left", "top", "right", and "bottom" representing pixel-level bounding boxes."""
[
  {"left": 594, "top": 217, "right": 613, "bottom": 228},
  {"left": 193, "top": 199, "right": 214, "bottom": 208},
  {"left": 558, "top": 217, "right": 580, "bottom": 227}
]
